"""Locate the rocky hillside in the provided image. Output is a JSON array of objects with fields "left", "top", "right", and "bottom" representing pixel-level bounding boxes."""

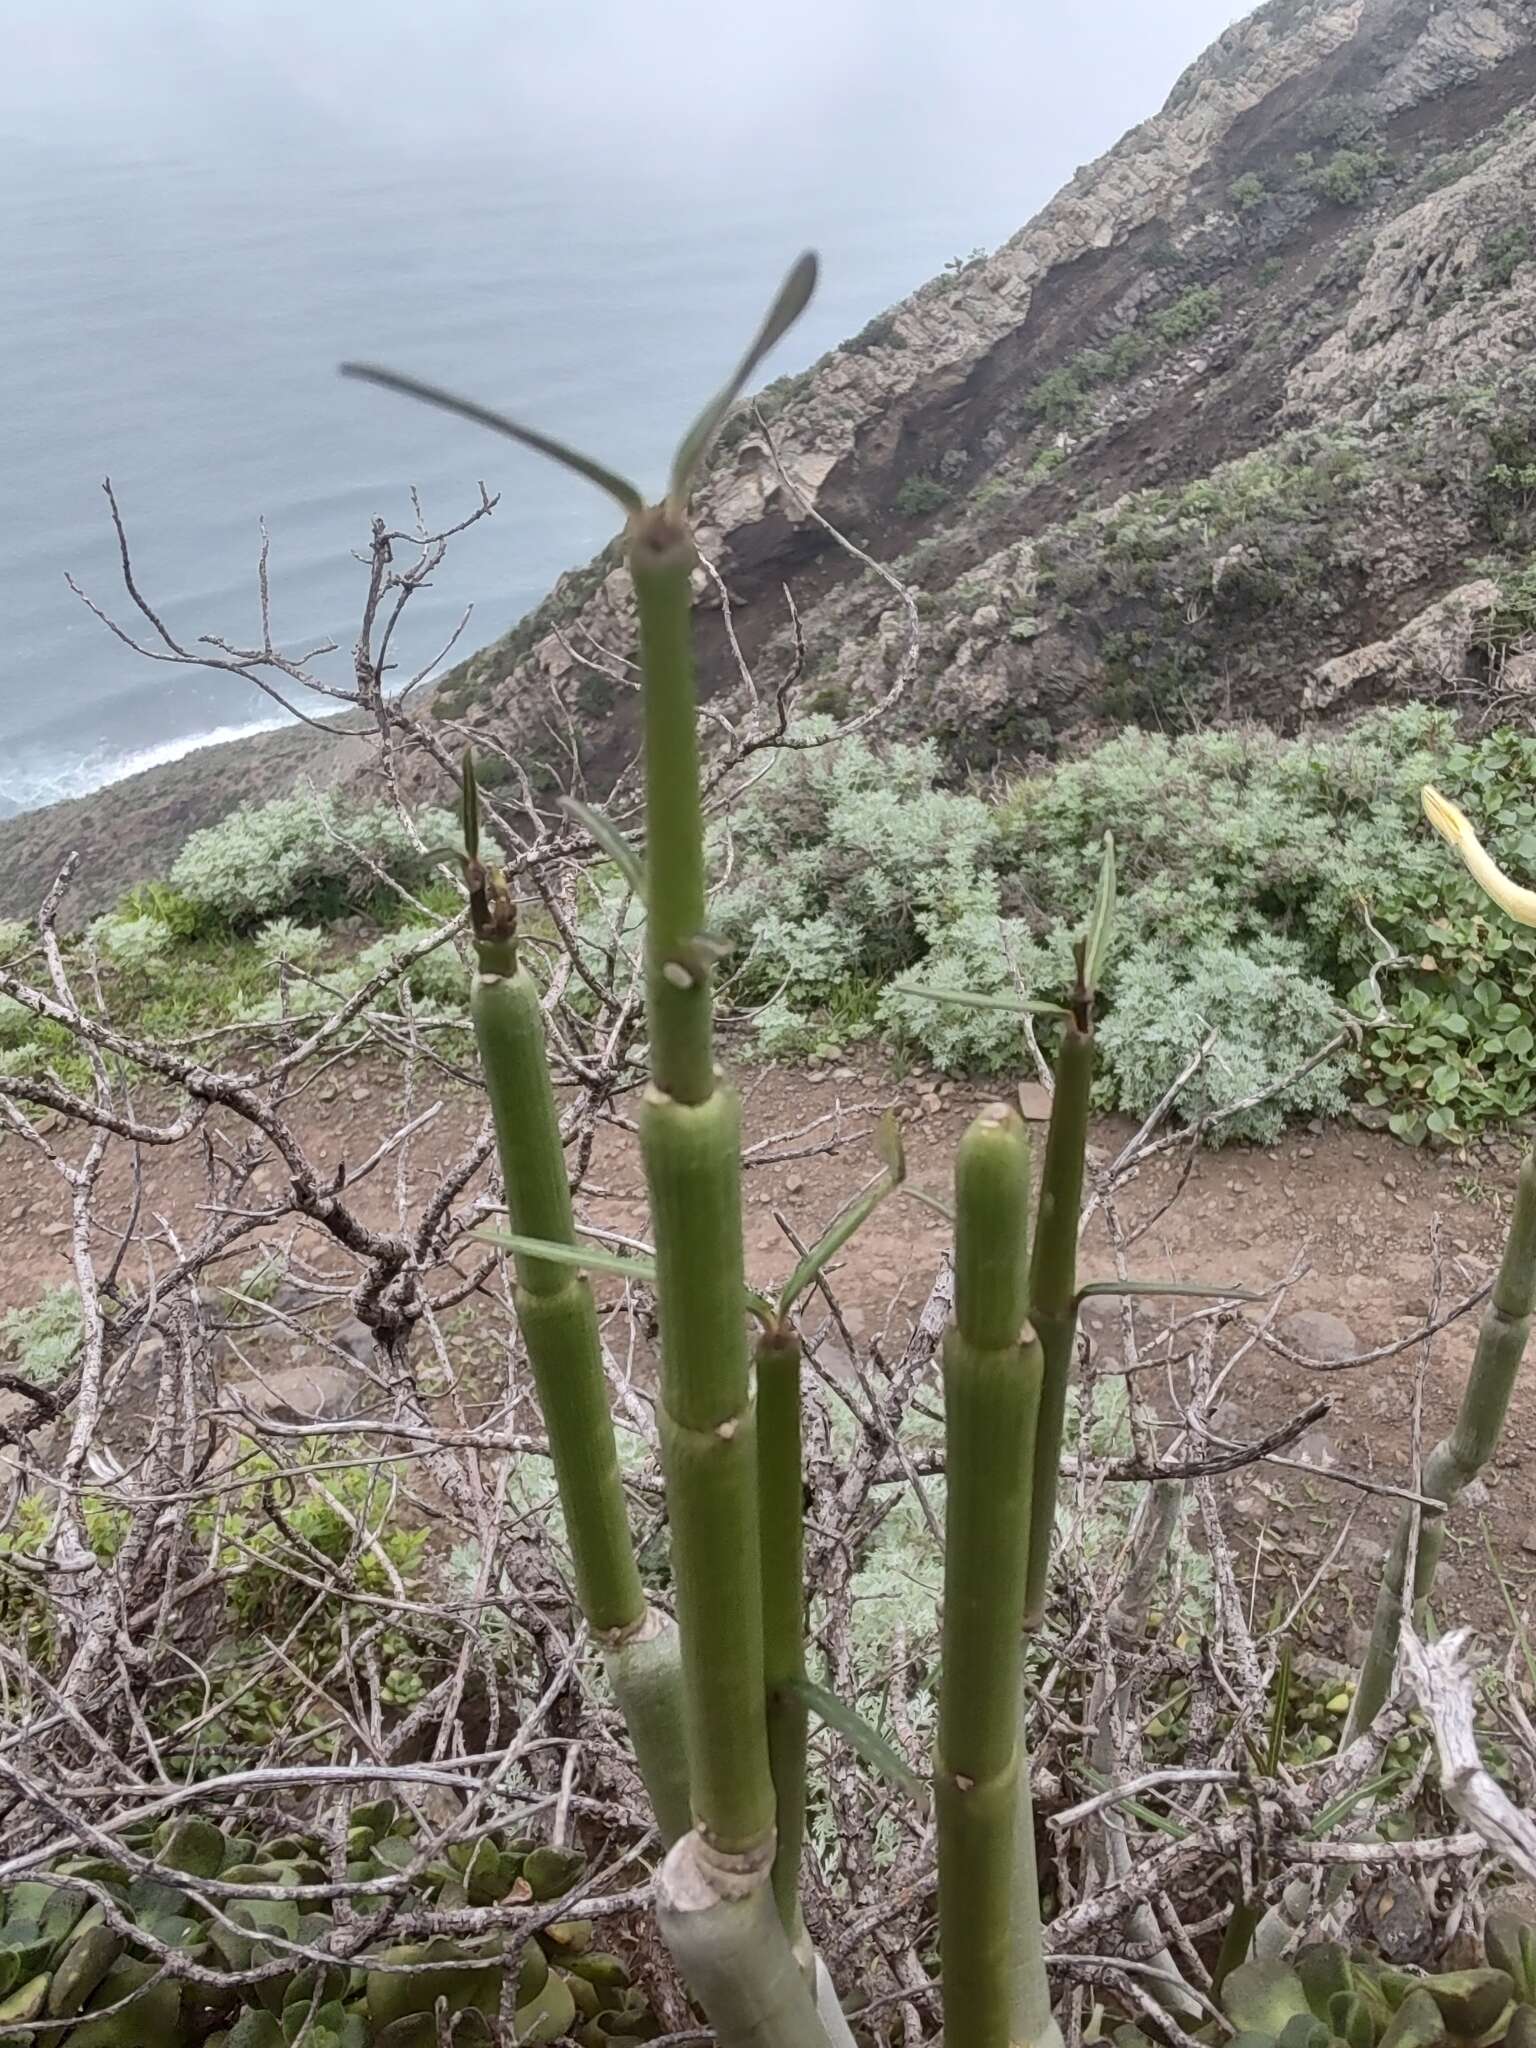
[
  {"left": 2, "top": 0, "right": 1533, "bottom": 916},
  {"left": 417, "top": 0, "right": 1536, "bottom": 781}
]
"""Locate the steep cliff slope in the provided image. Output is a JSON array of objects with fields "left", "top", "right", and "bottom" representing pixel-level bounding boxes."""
[
  {"left": 423, "top": 0, "right": 1536, "bottom": 784},
  {"left": 2, "top": 0, "right": 1533, "bottom": 917}
]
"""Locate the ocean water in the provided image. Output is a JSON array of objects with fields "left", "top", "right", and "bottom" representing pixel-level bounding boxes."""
[{"left": 0, "top": 0, "right": 1239, "bottom": 818}]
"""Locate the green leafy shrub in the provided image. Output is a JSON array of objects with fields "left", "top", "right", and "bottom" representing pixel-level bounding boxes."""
[
  {"left": 1228, "top": 172, "right": 1268, "bottom": 212},
  {"left": 1018, "top": 288, "right": 1220, "bottom": 432},
  {"left": 845, "top": 310, "right": 904, "bottom": 354},
  {"left": 1483, "top": 563, "right": 1536, "bottom": 650},
  {"left": 1148, "top": 284, "right": 1222, "bottom": 345},
  {"left": 1307, "top": 145, "right": 1387, "bottom": 206},
  {"left": 711, "top": 705, "right": 1536, "bottom": 1141},
  {"left": 1483, "top": 224, "right": 1532, "bottom": 292},
  {"left": 893, "top": 474, "right": 951, "bottom": 517},
  {"left": 88, "top": 912, "right": 174, "bottom": 970},
  {"left": 712, "top": 728, "right": 997, "bottom": 1015},
  {"left": 1185, "top": 1923, "right": 1536, "bottom": 2048},
  {"left": 0, "top": 1286, "right": 84, "bottom": 1386}
]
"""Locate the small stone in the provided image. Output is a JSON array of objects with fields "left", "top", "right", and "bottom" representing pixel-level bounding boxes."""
[
  {"left": 832, "top": 1066, "right": 856, "bottom": 1083},
  {"left": 43, "top": 1222, "right": 69, "bottom": 1240},
  {"left": 333, "top": 1318, "right": 373, "bottom": 1359},
  {"left": 970, "top": 604, "right": 1002, "bottom": 631},
  {"left": 241, "top": 1362, "right": 362, "bottom": 1425},
  {"left": 1382, "top": 1172, "right": 1398, "bottom": 1191},
  {"left": 316, "top": 1084, "right": 338, "bottom": 1103},
  {"left": 1298, "top": 1146, "right": 1315, "bottom": 1160},
  {"left": 1307, "top": 1119, "right": 1324, "bottom": 1136},
  {"left": 1016, "top": 1081, "right": 1053, "bottom": 1121},
  {"left": 350, "top": 1084, "right": 371, "bottom": 1105},
  {"left": 784, "top": 1172, "right": 805, "bottom": 1195},
  {"left": 1279, "top": 1310, "right": 1358, "bottom": 1362},
  {"left": 7, "top": 1203, "right": 26, "bottom": 1221}
]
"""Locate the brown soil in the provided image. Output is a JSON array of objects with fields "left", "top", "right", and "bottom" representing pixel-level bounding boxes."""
[{"left": 4, "top": 1050, "right": 1533, "bottom": 1662}]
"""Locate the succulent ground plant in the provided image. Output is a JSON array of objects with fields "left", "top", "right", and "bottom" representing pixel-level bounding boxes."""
[
  {"left": 0, "top": 1807, "right": 652, "bottom": 2047},
  {"left": 1146, "top": 1920, "right": 1536, "bottom": 2048}
]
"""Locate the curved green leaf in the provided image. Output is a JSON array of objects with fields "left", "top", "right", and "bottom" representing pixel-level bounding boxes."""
[
  {"left": 339, "top": 365, "right": 644, "bottom": 516},
  {"left": 669, "top": 252, "right": 819, "bottom": 504},
  {"left": 784, "top": 1676, "right": 930, "bottom": 1813}
]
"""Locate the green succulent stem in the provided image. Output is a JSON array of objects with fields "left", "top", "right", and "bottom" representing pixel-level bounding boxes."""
[
  {"left": 756, "top": 1327, "right": 809, "bottom": 1944},
  {"left": 1346, "top": 1141, "right": 1536, "bottom": 1744},
  {"left": 630, "top": 511, "right": 777, "bottom": 1863},
  {"left": 937, "top": 1106, "right": 1046, "bottom": 2048},
  {"left": 632, "top": 514, "right": 713, "bottom": 1108},
  {"left": 471, "top": 952, "right": 642, "bottom": 1630},
  {"left": 602, "top": 1612, "right": 694, "bottom": 1849},
  {"left": 655, "top": 1839, "right": 832, "bottom": 2048},
  {"left": 471, "top": 932, "right": 690, "bottom": 1841},
  {"left": 1024, "top": 1017, "right": 1094, "bottom": 1631}
]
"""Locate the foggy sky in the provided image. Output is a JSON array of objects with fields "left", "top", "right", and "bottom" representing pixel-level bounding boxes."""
[{"left": 8, "top": 2, "right": 1248, "bottom": 214}]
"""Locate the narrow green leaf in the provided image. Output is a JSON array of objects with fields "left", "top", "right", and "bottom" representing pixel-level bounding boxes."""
[
  {"left": 1211, "top": 1900, "right": 1263, "bottom": 2000},
  {"left": 339, "top": 363, "right": 645, "bottom": 515},
  {"left": 1082, "top": 831, "right": 1117, "bottom": 994},
  {"left": 888, "top": 981, "right": 1070, "bottom": 1018},
  {"left": 473, "top": 1229, "right": 658, "bottom": 1286},
  {"left": 560, "top": 797, "right": 647, "bottom": 902},
  {"left": 462, "top": 749, "right": 481, "bottom": 861},
  {"left": 1073, "top": 1279, "right": 1267, "bottom": 1305},
  {"left": 1307, "top": 1771, "right": 1398, "bottom": 1838},
  {"left": 785, "top": 1676, "right": 930, "bottom": 1812},
  {"left": 473, "top": 1228, "right": 777, "bottom": 1327},
  {"left": 873, "top": 1109, "right": 905, "bottom": 1179},
  {"left": 782, "top": 1179, "right": 888, "bottom": 1302},
  {"left": 668, "top": 251, "right": 819, "bottom": 504},
  {"left": 777, "top": 1130, "right": 904, "bottom": 1316},
  {"left": 1266, "top": 1641, "right": 1292, "bottom": 1779},
  {"left": 1076, "top": 1764, "right": 1191, "bottom": 1839}
]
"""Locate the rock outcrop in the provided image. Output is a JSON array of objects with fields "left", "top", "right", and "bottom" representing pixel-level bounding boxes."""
[{"left": 416, "top": 0, "right": 1535, "bottom": 794}]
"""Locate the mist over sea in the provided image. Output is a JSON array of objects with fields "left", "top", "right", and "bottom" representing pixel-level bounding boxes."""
[{"left": 0, "top": 0, "right": 1237, "bottom": 818}]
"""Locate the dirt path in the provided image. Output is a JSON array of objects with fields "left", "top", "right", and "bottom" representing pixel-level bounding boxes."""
[{"left": 2, "top": 1049, "right": 1531, "bottom": 1659}]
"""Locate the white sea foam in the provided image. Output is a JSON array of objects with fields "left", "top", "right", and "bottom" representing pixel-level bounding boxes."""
[{"left": 0, "top": 717, "right": 289, "bottom": 819}]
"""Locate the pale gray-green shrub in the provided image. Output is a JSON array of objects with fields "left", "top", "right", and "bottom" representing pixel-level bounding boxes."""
[
  {"left": 88, "top": 911, "right": 176, "bottom": 970},
  {"left": 878, "top": 904, "right": 1072, "bottom": 1072},
  {"left": 1096, "top": 936, "right": 1347, "bottom": 1142},
  {"left": 170, "top": 793, "right": 460, "bottom": 928},
  {"left": 255, "top": 918, "right": 327, "bottom": 968}
]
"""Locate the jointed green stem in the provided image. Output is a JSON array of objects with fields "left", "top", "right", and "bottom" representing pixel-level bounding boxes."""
[
  {"left": 1024, "top": 1020, "right": 1093, "bottom": 1631},
  {"left": 632, "top": 518, "right": 776, "bottom": 1861},
  {"left": 471, "top": 935, "right": 691, "bottom": 1840},
  {"left": 472, "top": 952, "right": 645, "bottom": 1632},
  {"left": 633, "top": 519, "right": 714, "bottom": 1108},
  {"left": 1346, "top": 1141, "right": 1536, "bottom": 1743},
  {"left": 937, "top": 1107, "right": 1044, "bottom": 2048},
  {"left": 757, "top": 1327, "right": 809, "bottom": 1941}
]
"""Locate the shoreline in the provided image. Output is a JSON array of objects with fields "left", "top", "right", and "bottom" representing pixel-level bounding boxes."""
[
  {"left": 0, "top": 712, "right": 376, "bottom": 924},
  {"left": 0, "top": 713, "right": 293, "bottom": 826}
]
